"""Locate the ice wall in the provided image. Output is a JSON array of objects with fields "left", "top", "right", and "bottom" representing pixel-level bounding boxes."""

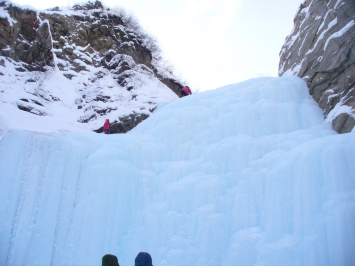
[{"left": 0, "top": 76, "right": 354, "bottom": 266}]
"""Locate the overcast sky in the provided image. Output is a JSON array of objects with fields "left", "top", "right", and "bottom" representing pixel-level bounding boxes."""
[{"left": 13, "top": 0, "right": 304, "bottom": 91}]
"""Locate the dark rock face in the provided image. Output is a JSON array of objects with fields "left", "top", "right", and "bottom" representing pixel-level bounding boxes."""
[
  {"left": 0, "top": 3, "right": 54, "bottom": 70},
  {"left": 154, "top": 70, "right": 184, "bottom": 96},
  {"left": 38, "top": 4, "right": 155, "bottom": 74},
  {"left": 94, "top": 113, "right": 149, "bottom": 134},
  {"left": 39, "top": 5, "right": 153, "bottom": 69},
  {"left": 279, "top": 0, "right": 355, "bottom": 133}
]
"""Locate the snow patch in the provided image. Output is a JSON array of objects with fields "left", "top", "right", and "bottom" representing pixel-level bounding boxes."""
[
  {"left": 334, "top": 0, "right": 345, "bottom": 9},
  {"left": 0, "top": 4, "right": 16, "bottom": 26},
  {"left": 326, "top": 87, "right": 355, "bottom": 121},
  {"left": 324, "top": 20, "right": 355, "bottom": 51},
  {"left": 306, "top": 17, "right": 337, "bottom": 55},
  {"left": 0, "top": 55, "right": 179, "bottom": 134}
]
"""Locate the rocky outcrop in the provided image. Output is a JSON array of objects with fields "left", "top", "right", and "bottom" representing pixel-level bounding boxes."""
[
  {"left": 279, "top": 0, "right": 355, "bottom": 133},
  {"left": 94, "top": 113, "right": 149, "bottom": 134},
  {"left": 155, "top": 70, "right": 184, "bottom": 96},
  {"left": 0, "top": 1, "right": 184, "bottom": 134},
  {"left": 0, "top": 3, "right": 54, "bottom": 70}
]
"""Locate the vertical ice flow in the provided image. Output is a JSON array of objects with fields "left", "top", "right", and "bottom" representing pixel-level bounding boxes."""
[{"left": 0, "top": 76, "right": 354, "bottom": 266}]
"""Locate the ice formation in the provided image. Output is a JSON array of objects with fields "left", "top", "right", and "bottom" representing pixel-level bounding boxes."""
[{"left": 0, "top": 76, "right": 354, "bottom": 266}]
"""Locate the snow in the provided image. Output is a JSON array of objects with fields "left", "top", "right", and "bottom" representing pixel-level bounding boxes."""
[
  {"left": 327, "top": 17, "right": 338, "bottom": 32},
  {"left": 334, "top": 0, "right": 345, "bottom": 9},
  {"left": 0, "top": 54, "right": 179, "bottom": 137},
  {"left": 284, "top": 31, "right": 300, "bottom": 51},
  {"left": 0, "top": 4, "right": 16, "bottom": 26},
  {"left": 1, "top": 76, "right": 354, "bottom": 266},
  {"left": 298, "top": 32, "right": 309, "bottom": 56},
  {"left": 326, "top": 103, "right": 354, "bottom": 122},
  {"left": 307, "top": 17, "right": 338, "bottom": 55},
  {"left": 281, "top": 59, "right": 305, "bottom": 77},
  {"left": 324, "top": 20, "right": 355, "bottom": 51},
  {"left": 298, "top": 3, "right": 312, "bottom": 31},
  {"left": 326, "top": 87, "right": 355, "bottom": 122},
  {"left": 326, "top": 88, "right": 335, "bottom": 94},
  {"left": 0, "top": 1, "right": 183, "bottom": 138}
]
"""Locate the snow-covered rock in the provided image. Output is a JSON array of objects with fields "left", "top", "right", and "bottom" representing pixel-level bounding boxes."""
[
  {"left": 279, "top": 0, "right": 355, "bottom": 134},
  {"left": 0, "top": 0, "right": 183, "bottom": 135}
]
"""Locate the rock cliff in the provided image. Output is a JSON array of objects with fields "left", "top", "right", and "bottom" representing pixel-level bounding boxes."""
[
  {"left": 279, "top": 0, "right": 355, "bottom": 133},
  {"left": 0, "top": 0, "right": 184, "bottom": 134}
]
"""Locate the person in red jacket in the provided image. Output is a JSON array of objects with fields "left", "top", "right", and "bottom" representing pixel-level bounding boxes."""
[
  {"left": 181, "top": 86, "right": 192, "bottom": 97},
  {"left": 103, "top": 119, "right": 110, "bottom": 134}
]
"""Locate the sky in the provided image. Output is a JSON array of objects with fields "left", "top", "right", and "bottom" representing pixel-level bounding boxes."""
[{"left": 12, "top": 0, "right": 304, "bottom": 91}]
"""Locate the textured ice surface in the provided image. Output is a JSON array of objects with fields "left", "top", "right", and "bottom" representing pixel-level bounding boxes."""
[{"left": 0, "top": 76, "right": 354, "bottom": 266}]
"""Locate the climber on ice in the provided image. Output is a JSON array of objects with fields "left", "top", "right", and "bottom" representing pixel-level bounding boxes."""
[
  {"left": 103, "top": 119, "right": 110, "bottom": 134},
  {"left": 102, "top": 254, "right": 120, "bottom": 266},
  {"left": 135, "top": 252, "right": 153, "bottom": 266},
  {"left": 181, "top": 86, "right": 192, "bottom": 97}
]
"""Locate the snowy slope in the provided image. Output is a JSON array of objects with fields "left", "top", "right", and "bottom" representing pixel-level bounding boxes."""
[
  {"left": 0, "top": 1, "right": 181, "bottom": 138},
  {"left": 0, "top": 76, "right": 354, "bottom": 266},
  {"left": 0, "top": 59, "right": 178, "bottom": 137}
]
